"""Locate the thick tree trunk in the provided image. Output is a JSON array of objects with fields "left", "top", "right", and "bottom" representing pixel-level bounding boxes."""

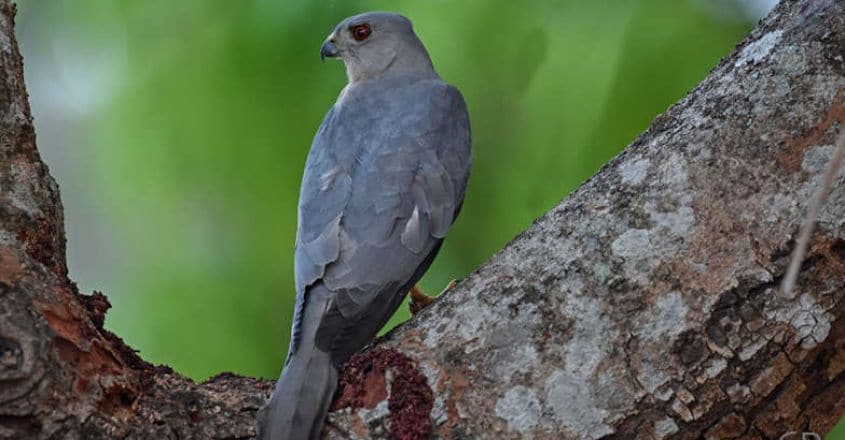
[{"left": 1, "top": 0, "right": 844, "bottom": 439}]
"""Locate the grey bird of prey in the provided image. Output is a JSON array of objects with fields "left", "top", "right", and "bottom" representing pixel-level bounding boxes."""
[{"left": 257, "top": 12, "right": 471, "bottom": 440}]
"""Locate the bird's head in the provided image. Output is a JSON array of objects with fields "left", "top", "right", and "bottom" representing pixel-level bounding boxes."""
[{"left": 320, "top": 12, "right": 436, "bottom": 83}]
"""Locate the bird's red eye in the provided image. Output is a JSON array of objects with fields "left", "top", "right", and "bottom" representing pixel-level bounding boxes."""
[{"left": 351, "top": 24, "right": 371, "bottom": 41}]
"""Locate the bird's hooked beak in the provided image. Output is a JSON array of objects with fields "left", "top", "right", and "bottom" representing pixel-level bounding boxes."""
[{"left": 320, "top": 40, "right": 340, "bottom": 61}]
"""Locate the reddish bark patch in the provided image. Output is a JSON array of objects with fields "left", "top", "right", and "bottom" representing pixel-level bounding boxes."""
[
  {"left": 827, "top": 345, "right": 845, "bottom": 380},
  {"left": 53, "top": 337, "right": 122, "bottom": 377},
  {"left": 705, "top": 412, "right": 747, "bottom": 439},
  {"left": 333, "top": 347, "right": 434, "bottom": 440},
  {"left": 0, "top": 246, "right": 23, "bottom": 286},
  {"left": 78, "top": 291, "right": 111, "bottom": 329},
  {"left": 36, "top": 288, "right": 156, "bottom": 403},
  {"left": 812, "top": 238, "right": 845, "bottom": 281},
  {"left": 442, "top": 372, "right": 470, "bottom": 436},
  {"left": 362, "top": 369, "right": 389, "bottom": 407},
  {"left": 98, "top": 383, "right": 138, "bottom": 418},
  {"left": 75, "top": 376, "right": 89, "bottom": 393},
  {"left": 76, "top": 290, "right": 156, "bottom": 375},
  {"left": 17, "top": 217, "right": 65, "bottom": 278},
  {"left": 777, "top": 88, "right": 845, "bottom": 173},
  {"left": 38, "top": 301, "right": 86, "bottom": 345}
]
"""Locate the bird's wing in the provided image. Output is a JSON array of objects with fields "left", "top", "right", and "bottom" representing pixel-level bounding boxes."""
[{"left": 290, "top": 80, "right": 470, "bottom": 356}]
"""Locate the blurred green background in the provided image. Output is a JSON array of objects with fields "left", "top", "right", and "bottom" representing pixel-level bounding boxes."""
[{"left": 13, "top": 0, "right": 844, "bottom": 437}]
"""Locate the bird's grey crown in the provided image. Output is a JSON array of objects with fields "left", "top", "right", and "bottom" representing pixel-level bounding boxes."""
[
  {"left": 332, "top": 11, "right": 413, "bottom": 35},
  {"left": 323, "top": 11, "right": 436, "bottom": 83}
]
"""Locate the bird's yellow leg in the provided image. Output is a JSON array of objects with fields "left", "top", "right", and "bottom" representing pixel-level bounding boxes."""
[{"left": 408, "top": 280, "right": 457, "bottom": 315}]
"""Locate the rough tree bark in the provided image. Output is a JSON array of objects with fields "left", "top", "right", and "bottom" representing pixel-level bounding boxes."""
[{"left": 1, "top": 0, "right": 844, "bottom": 438}]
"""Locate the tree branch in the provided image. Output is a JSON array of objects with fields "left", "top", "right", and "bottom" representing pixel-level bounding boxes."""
[{"left": 1, "top": 0, "right": 844, "bottom": 439}]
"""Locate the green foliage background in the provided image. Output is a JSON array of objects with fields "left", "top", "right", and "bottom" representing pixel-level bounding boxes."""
[{"left": 14, "top": 0, "right": 844, "bottom": 436}]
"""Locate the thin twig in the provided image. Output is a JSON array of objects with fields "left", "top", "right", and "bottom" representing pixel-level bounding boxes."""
[{"left": 781, "top": 127, "right": 845, "bottom": 298}]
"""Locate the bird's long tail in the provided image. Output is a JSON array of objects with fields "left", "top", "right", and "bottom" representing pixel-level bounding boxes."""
[
  {"left": 258, "top": 286, "right": 337, "bottom": 440},
  {"left": 258, "top": 347, "right": 337, "bottom": 440}
]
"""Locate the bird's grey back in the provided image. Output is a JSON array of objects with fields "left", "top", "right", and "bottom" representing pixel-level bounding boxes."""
[
  {"left": 290, "top": 76, "right": 470, "bottom": 355},
  {"left": 296, "top": 77, "right": 470, "bottom": 292}
]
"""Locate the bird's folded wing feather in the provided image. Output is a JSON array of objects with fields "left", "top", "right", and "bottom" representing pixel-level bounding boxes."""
[{"left": 289, "top": 81, "right": 470, "bottom": 353}]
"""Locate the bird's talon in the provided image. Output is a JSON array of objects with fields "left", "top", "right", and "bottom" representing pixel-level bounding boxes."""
[
  {"left": 409, "top": 280, "right": 459, "bottom": 315},
  {"left": 409, "top": 285, "right": 436, "bottom": 315}
]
